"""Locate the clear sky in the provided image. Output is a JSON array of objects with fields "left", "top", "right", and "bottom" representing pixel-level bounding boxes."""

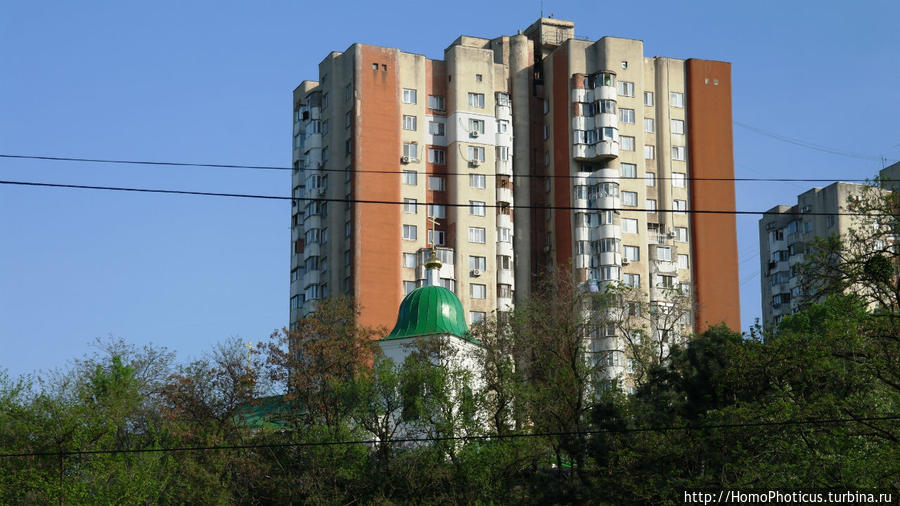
[{"left": 2, "top": 0, "right": 898, "bottom": 378}]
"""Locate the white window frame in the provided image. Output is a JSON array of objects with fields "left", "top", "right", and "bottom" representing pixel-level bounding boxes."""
[
  {"left": 622, "top": 191, "right": 638, "bottom": 207},
  {"left": 617, "top": 81, "right": 635, "bottom": 97},
  {"left": 427, "top": 148, "right": 446, "bottom": 164},
  {"left": 674, "top": 200, "right": 687, "bottom": 214},
  {"left": 467, "top": 146, "right": 485, "bottom": 163},
  {"left": 678, "top": 254, "right": 689, "bottom": 270},
  {"left": 402, "top": 88, "right": 417, "bottom": 104},
  {"left": 621, "top": 163, "right": 637, "bottom": 178},
  {"left": 427, "top": 176, "right": 445, "bottom": 191},
  {"left": 643, "top": 118, "right": 655, "bottom": 133},
  {"left": 643, "top": 91, "right": 654, "bottom": 107},
  {"left": 471, "top": 283, "right": 487, "bottom": 299},
  {"left": 670, "top": 92, "right": 684, "bottom": 108},
  {"left": 469, "top": 174, "right": 486, "bottom": 188},
  {"left": 402, "top": 170, "right": 417, "bottom": 185},
  {"left": 402, "top": 115, "right": 417, "bottom": 131},
  {"left": 657, "top": 246, "right": 672, "bottom": 262},
  {"left": 622, "top": 218, "right": 638, "bottom": 234},
  {"left": 672, "top": 173, "right": 686, "bottom": 188},
  {"left": 427, "top": 203, "right": 446, "bottom": 218},
  {"left": 470, "top": 311, "right": 486, "bottom": 324},
  {"left": 428, "top": 94, "right": 445, "bottom": 111},
  {"left": 675, "top": 227, "right": 688, "bottom": 242},
  {"left": 427, "top": 229, "right": 446, "bottom": 246},
  {"left": 644, "top": 145, "right": 655, "bottom": 160},
  {"left": 403, "top": 198, "right": 418, "bottom": 214},
  {"left": 671, "top": 119, "right": 685, "bottom": 135},
  {"left": 403, "top": 142, "right": 418, "bottom": 159},
  {"left": 468, "top": 226, "right": 486, "bottom": 243},
  {"left": 623, "top": 273, "right": 640, "bottom": 288},
  {"left": 619, "top": 108, "right": 635, "bottom": 123},
  {"left": 428, "top": 121, "right": 445, "bottom": 136},
  {"left": 620, "top": 136, "right": 635, "bottom": 151},
  {"left": 469, "top": 255, "right": 486, "bottom": 271},
  {"left": 402, "top": 224, "right": 417, "bottom": 240},
  {"left": 467, "top": 92, "right": 485, "bottom": 108},
  {"left": 403, "top": 253, "right": 417, "bottom": 268},
  {"left": 672, "top": 146, "right": 686, "bottom": 161},
  {"left": 470, "top": 201, "right": 486, "bottom": 216},
  {"left": 624, "top": 245, "right": 640, "bottom": 261}
]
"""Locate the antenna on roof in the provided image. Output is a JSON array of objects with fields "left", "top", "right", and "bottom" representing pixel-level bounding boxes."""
[{"left": 540, "top": 0, "right": 543, "bottom": 18}]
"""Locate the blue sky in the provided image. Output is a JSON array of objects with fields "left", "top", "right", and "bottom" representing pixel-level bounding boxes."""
[{"left": 2, "top": 1, "right": 898, "bottom": 377}]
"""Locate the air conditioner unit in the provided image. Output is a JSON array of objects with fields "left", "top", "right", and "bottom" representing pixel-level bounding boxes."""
[
  {"left": 666, "top": 231, "right": 676, "bottom": 239},
  {"left": 317, "top": 188, "right": 326, "bottom": 196},
  {"left": 471, "top": 269, "right": 482, "bottom": 277},
  {"left": 400, "top": 155, "right": 410, "bottom": 164},
  {"left": 470, "top": 131, "right": 480, "bottom": 138},
  {"left": 801, "top": 205, "right": 811, "bottom": 213},
  {"left": 622, "top": 258, "right": 631, "bottom": 266},
  {"left": 471, "top": 160, "right": 481, "bottom": 167}
]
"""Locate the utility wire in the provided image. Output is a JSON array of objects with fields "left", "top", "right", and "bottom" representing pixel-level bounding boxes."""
[
  {"left": 1, "top": 179, "right": 896, "bottom": 218},
  {"left": 1, "top": 414, "right": 897, "bottom": 459},
  {"left": 734, "top": 122, "right": 894, "bottom": 163},
  {"left": 2, "top": 153, "right": 897, "bottom": 183}
]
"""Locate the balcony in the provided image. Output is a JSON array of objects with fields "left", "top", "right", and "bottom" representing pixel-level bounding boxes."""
[
  {"left": 496, "top": 187, "right": 513, "bottom": 205},
  {"left": 497, "top": 240, "right": 514, "bottom": 257},
  {"left": 497, "top": 268, "right": 514, "bottom": 286}
]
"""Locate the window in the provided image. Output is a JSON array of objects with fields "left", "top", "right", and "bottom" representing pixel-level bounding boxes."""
[
  {"left": 497, "top": 145, "right": 510, "bottom": 161},
  {"left": 468, "top": 118, "right": 485, "bottom": 134},
  {"left": 644, "top": 145, "right": 655, "bottom": 160},
  {"left": 675, "top": 227, "right": 688, "bottom": 242},
  {"left": 427, "top": 204, "right": 446, "bottom": 218},
  {"left": 403, "top": 142, "right": 418, "bottom": 159},
  {"left": 291, "top": 294, "right": 302, "bottom": 309},
  {"left": 670, "top": 92, "right": 684, "bottom": 108},
  {"left": 619, "top": 108, "right": 635, "bottom": 123},
  {"left": 658, "top": 275, "right": 675, "bottom": 289},
  {"left": 428, "top": 95, "right": 445, "bottom": 111},
  {"left": 674, "top": 200, "right": 687, "bottom": 214},
  {"left": 467, "top": 92, "right": 485, "bottom": 108},
  {"left": 620, "top": 136, "right": 635, "bottom": 151},
  {"left": 624, "top": 245, "right": 640, "bottom": 261},
  {"left": 469, "top": 174, "right": 486, "bottom": 188},
  {"left": 344, "top": 220, "right": 350, "bottom": 237},
  {"left": 345, "top": 83, "right": 352, "bottom": 102},
  {"left": 469, "top": 256, "right": 486, "bottom": 271},
  {"left": 402, "top": 115, "right": 417, "bottom": 131},
  {"left": 467, "top": 146, "right": 485, "bottom": 163},
  {"left": 600, "top": 266, "right": 620, "bottom": 281},
  {"left": 469, "top": 227, "right": 486, "bottom": 243},
  {"left": 402, "top": 224, "right": 417, "bottom": 240},
  {"left": 322, "top": 120, "right": 329, "bottom": 134},
  {"left": 678, "top": 254, "right": 689, "bottom": 270},
  {"left": 617, "top": 81, "right": 634, "bottom": 97},
  {"left": 646, "top": 199, "right": 657, "bottom": 211},
  {"left": 574, "top": 185, "right": 588, "bottom": 200},
  {"left": 672, "top": 146, "right": 686, "bottom": 161},
  {"left": 622, "top": 191, "right": 638, "bottom": 206},
  {"left": 596, "top": 238, "right": 621, "bottom": 253},
  {"left": 322, "top": 93, "right": 328, "bottom": 108},
  {"left": 475, "top": 73, "right": 483, "bottom": 82},
  {"left": 428, "top": 148, "right": 446, "bottom": 164},
  {"left": 428, "top": 230, "right": 445, "bottom": 246},
  {"left": 428, "top": 121, "right": 445, "bottom": 136},
  {"left": 402, "top": 170, "right": 417, "bottom": 185},
  {"left": 403, "top": 253, "right": 417, "bottom": 268},
  {"left": 621, "top": 163, "right": 637, "bottom": 178},
  {"left": 322, "top": 146, "right": 329, "bottom": 162},
  {"left": 497, "top": 120, "right": 509, "bottom": 133},
  {"left": 497, "top": 227, "right": 511, "bottom": 242},
  {"left": 498, "top": 284, "right": 512, "bottom": 298},
  {"left": 645, "top": 172, "right": 656, "bottom": 186},
  {"left": 643, "top": 91, "right": 654, "bottom": 106},
  {"left": 403, "top": 198, "right": 418, "bottom": 214},
  {"left": 543, "top": 126, "right": 549, "bottom": 139},
  {"left": 471, "top": 284, "right": 487, "bottom": 299},
  {"left": 345, "top": 111, "right": 351, "bottom": 128},
  {"left": 623, "top": 273, "right": 640, "bottom": 288},
  {"left": 402, "top": 88, "right": 417, "bottom": 104},
  {"left": 622, "top": 218, "right": 638, "bottom": 234},
  {"left": 672, "top": 172, "right": 686, "bottom": 188},
  {"left": 403, "top": 281, "right": 417, "bottom": 295},
  {"left": 656, "top": 246, "right": 672, "bottom": 261},
  {"left": 671, "top": 119, "right": 685, "bottom": 135},
  {"left": 427, "top": 176, "right": 445, "bottom": 191},
  {"left": 470, "top": 311, "right": 486, "bottom": 324},
  {"left": 643, "top": 118, "right": 655, "bottom": 133},
  {"left": 470, "top": 201, "right": 486, "bottom": 216},
  {"left": 498, "top": 255, "right": 512, "bottom": 270}
]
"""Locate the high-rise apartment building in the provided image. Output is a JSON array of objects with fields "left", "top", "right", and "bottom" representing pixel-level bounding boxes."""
[
  {"left": 290, "top": 18, "right": 741, "bottom": 337},
  {"left": 758, "top": 182, "right": 871, "bottom": 327}
]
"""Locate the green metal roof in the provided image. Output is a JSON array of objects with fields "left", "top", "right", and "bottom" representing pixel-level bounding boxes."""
[{"left": 384, "top": 285, "right": 470, "bottom": 340}]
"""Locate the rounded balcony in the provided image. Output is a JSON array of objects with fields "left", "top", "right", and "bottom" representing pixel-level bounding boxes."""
[
  {"left": 497, "top": 240, "right": 514, "bottom": 257},
  {"left": 595, "top": 85, "right": 616, "bottom": 101},
  {"left": 302, "top": 269, "right": 320, "bottom": 287},
  {"left": 497, "top": 268, "right": 514, "bottom": 286},
  {"left": 595, "top": 112, "right": 617, "bottom": 129},
  {"left": 496, "top": 187, "right": 513, "bottom": 205}
]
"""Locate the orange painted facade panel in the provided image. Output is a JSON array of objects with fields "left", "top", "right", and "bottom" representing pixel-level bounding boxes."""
[
  {"left": 551, "top": 52, "right": 573, "bottom": 267},
  {"left": 685, "top": 59, "right": 741, "bottom": 332},
  {"left": 355, "top": 45, "right": 402, "bottom": 332}
]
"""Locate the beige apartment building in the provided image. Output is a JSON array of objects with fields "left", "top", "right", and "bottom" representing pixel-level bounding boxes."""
[{"left": 290, "top": 18, "right": 741, "bottom": 350}]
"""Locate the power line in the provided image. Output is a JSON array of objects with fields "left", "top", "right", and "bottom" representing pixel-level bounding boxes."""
[
  {"left": 734, "top": 122, "right": 891, "bottom": 163},
  {"left": 2, "top": 179, "right": 896, "bottom": 218},
  {"left": 1, "top": 414, "right": 896, "bottom": 459},
  {"left": 2, "top": 153, "right": 897, "bottom": 183}
]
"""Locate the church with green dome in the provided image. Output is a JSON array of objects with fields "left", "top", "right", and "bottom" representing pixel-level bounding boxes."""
[{"left": 380, "top": 251, "right": 482, "bottom": 372}]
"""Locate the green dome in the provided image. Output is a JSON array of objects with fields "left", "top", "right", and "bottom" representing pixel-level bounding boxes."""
[{"left": 384, "top": 285, "right": 470, "bottom": 340}]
